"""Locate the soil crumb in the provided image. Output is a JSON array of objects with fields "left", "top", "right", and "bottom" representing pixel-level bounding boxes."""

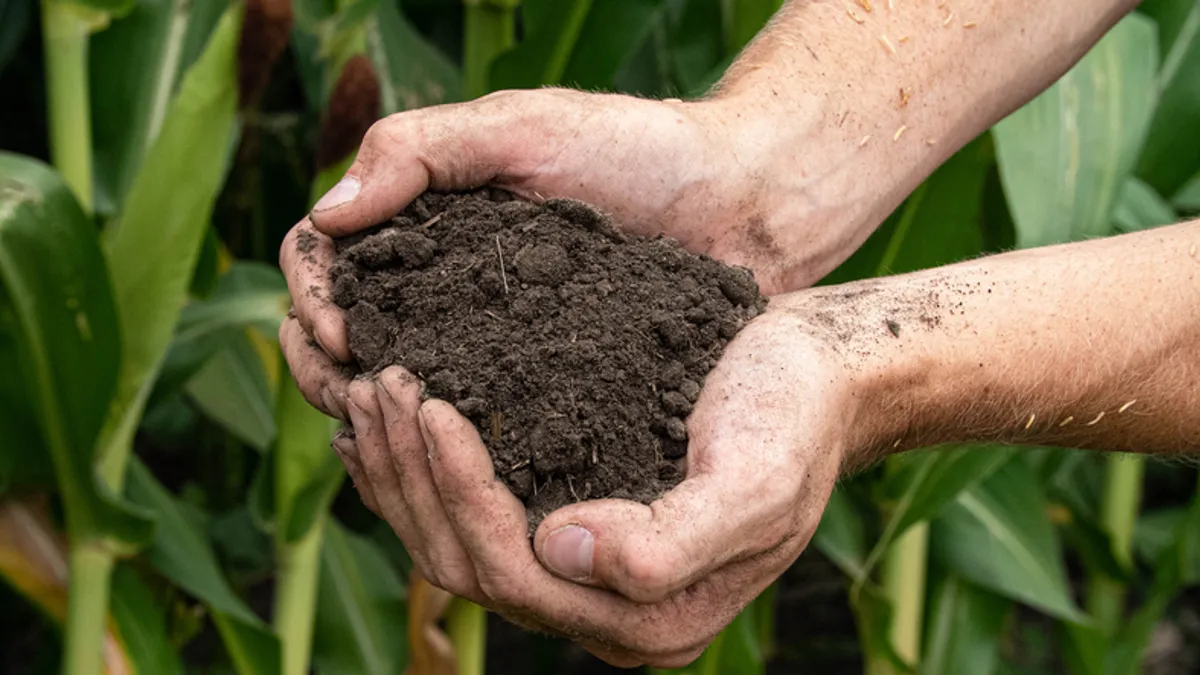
[{"left": 331, "top": 190, "right": 767, "bottom": 527}]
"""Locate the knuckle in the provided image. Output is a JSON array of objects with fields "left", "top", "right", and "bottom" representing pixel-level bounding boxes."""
[
  {"left": 475, "top": 566, "right": 526, "bottom": 609},
  {"left": 618, "top": 553, "right": 678, "bottom": 602}
]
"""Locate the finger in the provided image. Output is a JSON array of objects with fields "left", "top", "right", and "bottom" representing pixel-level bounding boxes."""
[
  {"left": 279, "top": 217, "right": 350, "bottom": 362},
  {"left": 345, "top": 379, "right": 428, "bottom": 566},
  {"left": 375, "top": 367, "right": 477, "bottom": 595},
  {"left": 532, "top": 472, "right": 792, "bottom": 604},
  {"left": 331, "top": 428, "right": 380, "bottom": 516},
  {"left": 308, "top": 93, "right": 541, "bottom": 238},
  {"left": 279, "top": 316, "right": 350, "bottom": 422},
  {"left": 419, "top": 400, "right": 707, "bottom": 654}
]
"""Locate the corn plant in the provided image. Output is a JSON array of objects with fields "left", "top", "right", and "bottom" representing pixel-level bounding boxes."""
[{"left": 1, "top": 0, "right": 1199, "bottom": 673}]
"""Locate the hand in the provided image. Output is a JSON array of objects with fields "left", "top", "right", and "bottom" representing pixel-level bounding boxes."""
[
  {"left": 322, "top": 301, "right": 853, "bottom": 667},
  {"left": 279, "top": 87, "right": 856, "bottom": 421}
]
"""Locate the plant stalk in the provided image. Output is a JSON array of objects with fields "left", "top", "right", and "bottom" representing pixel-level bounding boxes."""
[
  {"left": 63, "top": 544, "right": 115, "bottom": 675},
  {"left": 447, "top": 598, "right": 487, "bottom": 675},
  {"left": 275, "top": 518, "right": 327, "bottom": 675},
  {"left": 463, "top": 0, "right": 516, "bottom": 99},
  {"left": 40, "top": 0, "right": 95, "bottom": 213},
  {"left": 1086, "top": 454, "right": 1145, "bottom": 632},
  {"left": 879, "top": 521, "right": 930, "bottom": 672}
]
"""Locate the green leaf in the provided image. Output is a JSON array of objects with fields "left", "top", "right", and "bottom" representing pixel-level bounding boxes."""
[
  {"left": 666, "top": 0, "right": 723, "bottom": 95},
  {"left": 559, "top": 0, "right": 665, "bottom": 91},
  {"left": 1136, "top": 0, "right": 1200, "bottom": 196},
  {"left": 1112, "top": 177, "right": 1178, "bottom": 232},
  {"left": 90, "top": 0, "right": 202, "bottom": 214},
  {"left": 186, "top": 334, "right": 277, "bottom": 452},
  {"left": 1104, "top": 495, "right": 1200, "bottom": 675},
  {"left": 0, "top": 152, "right": 151, "bottom": 549},
  {"left": 1173, "top": 170, "right": 1200, "bottom": 212},
  {"left": 689, "top": 606, "right": 764, "bottom": 675},
  {"left": 365, "top": 0, "right": 461, "bottom": 114},
  {"left": 490, "top": 0, "right": 593, "bottom": 89},
  {"left": 718, "top": 0, "right": 779, "bottom": 54},
  {"left": 125, "top": 459, "right": 282, "bottom": 675},
  {"left": 154, "top": 261, "right": 289, "bottom": 404},
  {"left": 274, "top": 367, "right": 339, "bottom": 539},
  {"left": 110, "top": 564, "right": 185, "bottom": 675},
  {"left": 284, "top": 453, "right": 345, "bottom": 543},
  {"left": 812, "top": 486, "right": 867, "bottom": 579},
  {"left": 97, "top": 3, "right": 242, "bottom": 487},
  {"left": 0, "top": 0, "right": 31, "bottom": 75},
  {"left": 931, "top": 461, "right": 1085, "bottom": 623},
  {"left": 824, "top": 136, "right": 990, "bottom": 284},
  {"left": 994, "top": 14, "right": 1159, "bottom": 248},
  {"left": 859, "top": 445, "right": 1017, "bottom": 585},
  {"left": 920, "top": 573, "right": 1010, "bottom": 675},
  {"left": 311, "top": 520, "right": 409, "bottom": 675},
  {"left": 56, "top": 0, "right": 135, "bottom": 15}
]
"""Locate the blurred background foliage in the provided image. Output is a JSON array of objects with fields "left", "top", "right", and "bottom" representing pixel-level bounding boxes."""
[{"left": 0, "top": 0, "right": 1198, "bottom": 674}]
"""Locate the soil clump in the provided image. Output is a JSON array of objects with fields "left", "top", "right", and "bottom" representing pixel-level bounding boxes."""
[{"left": 331, "top": 190, "right": 767, "bottom": 527}]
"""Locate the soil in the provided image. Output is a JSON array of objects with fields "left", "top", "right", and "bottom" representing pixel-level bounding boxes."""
[{"left": 330, "top": 190, "right": 767, "bottom": 526}]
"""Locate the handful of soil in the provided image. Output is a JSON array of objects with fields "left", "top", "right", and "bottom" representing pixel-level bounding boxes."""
[{"left": 330, "top": 190, "right": 767, "bottom": 527}]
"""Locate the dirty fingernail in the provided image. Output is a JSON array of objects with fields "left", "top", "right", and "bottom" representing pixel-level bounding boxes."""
[
  {"left": 346, "top": 398, "right": 371, "bottom": 434},
  {"left": 313, "top": 176, "right": 360, "bottom": 212},
  {"left": 544, "top": 525, "right": 594, "bottom": 580},
  {"left": 321, "top": 388, "right": 345, "bottom": 421},
  {"left": 331, "top": 433, "right": 356, "bottom": 458}
]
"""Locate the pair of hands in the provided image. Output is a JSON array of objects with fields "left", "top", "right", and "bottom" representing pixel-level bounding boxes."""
[{"left": 280, "top": 89, "right": 861, "bottom": 667}]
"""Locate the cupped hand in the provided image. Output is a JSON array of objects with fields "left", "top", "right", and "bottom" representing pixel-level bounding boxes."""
[
  {"left": 322, "top": 301, "right": 856, "bottom": 667},
  {"left": 279, "top": 88, "right": 825, "bottom": 419}
]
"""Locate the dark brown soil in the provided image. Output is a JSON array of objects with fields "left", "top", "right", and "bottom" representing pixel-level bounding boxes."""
[{"left": 330, "top": 190, "right": 767, "bottom": 526}]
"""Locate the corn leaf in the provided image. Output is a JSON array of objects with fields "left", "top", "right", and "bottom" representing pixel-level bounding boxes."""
[
  {"left": 0, "top": 0, "right": 30, "bottom": 75},
  {"left": 1112, "top": 177, "right": 1178, "bottom": 232},
  {"left": 366, "top": 0, "right": 460, "bottom": 115},
  {"left": 97, "top": 3, "right": 242, "bottom": 486},
  {"left": 111, "top": 564, "right": 186, "bottom": 675},
  {"left": 125, "top": 459, "right": 282, "bottom": 675},
  {"left": 311, "top": 520, "right": 410, "bottom": 675},
  {"left": 931, "top": 461, "right": 1085, "bottom": 623},
  {"left": 186, "top": 334, "right": 277, "bottom": 453},
  {"left": 274, "top": 365, "right": 338, "bottom": 540},
  {"left": 559, "top": 0, "right": 665, "bottom": 90},
  {"left": 1136, "top": 0, "right": 1200, "bottom": 196},
  {"left": 90, "top": 0, "right": 204, "bottom": 213},
  {"left": 824, "top": 136, "right": 990, "bottom": 284},
  {"left": 1171, "top": 170, "right": 1200, "bottom": 212},
  {"left": 856, "top": 445, "right": 1017, "bottom": 586},
  {"left": 0, "top": 152, "right": 152, "bottom": 549},
  {"left": 718, "top": 0, "right": 779, "bottom": 54},
  {"left": 994, "top": 14, "right": 1159, "bottom": 248},
  {"left": 490, "top": 0, "right": 593, "bottom": 89},
  {"left": 812, "top": 487, "right": 868, "bottom": 580},
  {"left": 154, "top": 261, "right": 289, "bottom": 404},
  {"left": 920, "top": 573, "right": 1010, "bottom": 675}
]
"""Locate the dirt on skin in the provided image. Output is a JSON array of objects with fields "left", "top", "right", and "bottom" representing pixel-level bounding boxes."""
[{"left": 331, "top": 190, "right": 768, "bottom": 527}]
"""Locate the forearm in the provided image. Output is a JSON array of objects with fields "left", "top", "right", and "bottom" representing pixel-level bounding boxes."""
[
  {"left": 704, "top": 0, "right": 1139, "bottom": 290},
  {"left": 779, "top": 219, "right": 1200, "bottom": 466}
]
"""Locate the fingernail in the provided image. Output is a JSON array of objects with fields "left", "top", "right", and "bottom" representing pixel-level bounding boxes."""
[
  {"left": 321, "top": 388, "right": 345, "bottom": 422},
  {"left": 313, "top": 176, "right": 360, "bottom": 212},
  {"left": 346, "top": 397, "right": 371, "bottom": 434},
  {"left": 417, "top": 406, "right": 437, "bottom": 457},
  {"left": 543, "top": 525, "right": 594, "bottom": 580},
  {"left": 331, "top": 434, "right": 356, "bottom": 459}
]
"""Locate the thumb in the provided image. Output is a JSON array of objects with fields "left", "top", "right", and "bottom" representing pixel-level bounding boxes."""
[
  {"left": 308, "top": 93, "right": 540, "bottom": 238},
  {"left": 532, "top": 477, "right": 759, "bottom": 604}
]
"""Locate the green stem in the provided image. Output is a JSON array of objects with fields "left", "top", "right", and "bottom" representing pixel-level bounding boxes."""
[
  {"left": 463, "top": 0, "right": 517, "bottom": 99},
  {"left": 879, "top": 521, "right": 930, "bottom": 672},
  {"left": 275, "top": 519, "right": 327, "bottom": 675},
  {"left": 63, "top": 545, "right": 115, "bottom": 675},
  {"left": 1086, "top": 454, "right": 1145, "bottom": 632},
  {"left": 40, "top": 0, "right": 94, "bottom": 214},
  {"left": 447, "top": 598, "right": 487, "bottom": 675}
]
